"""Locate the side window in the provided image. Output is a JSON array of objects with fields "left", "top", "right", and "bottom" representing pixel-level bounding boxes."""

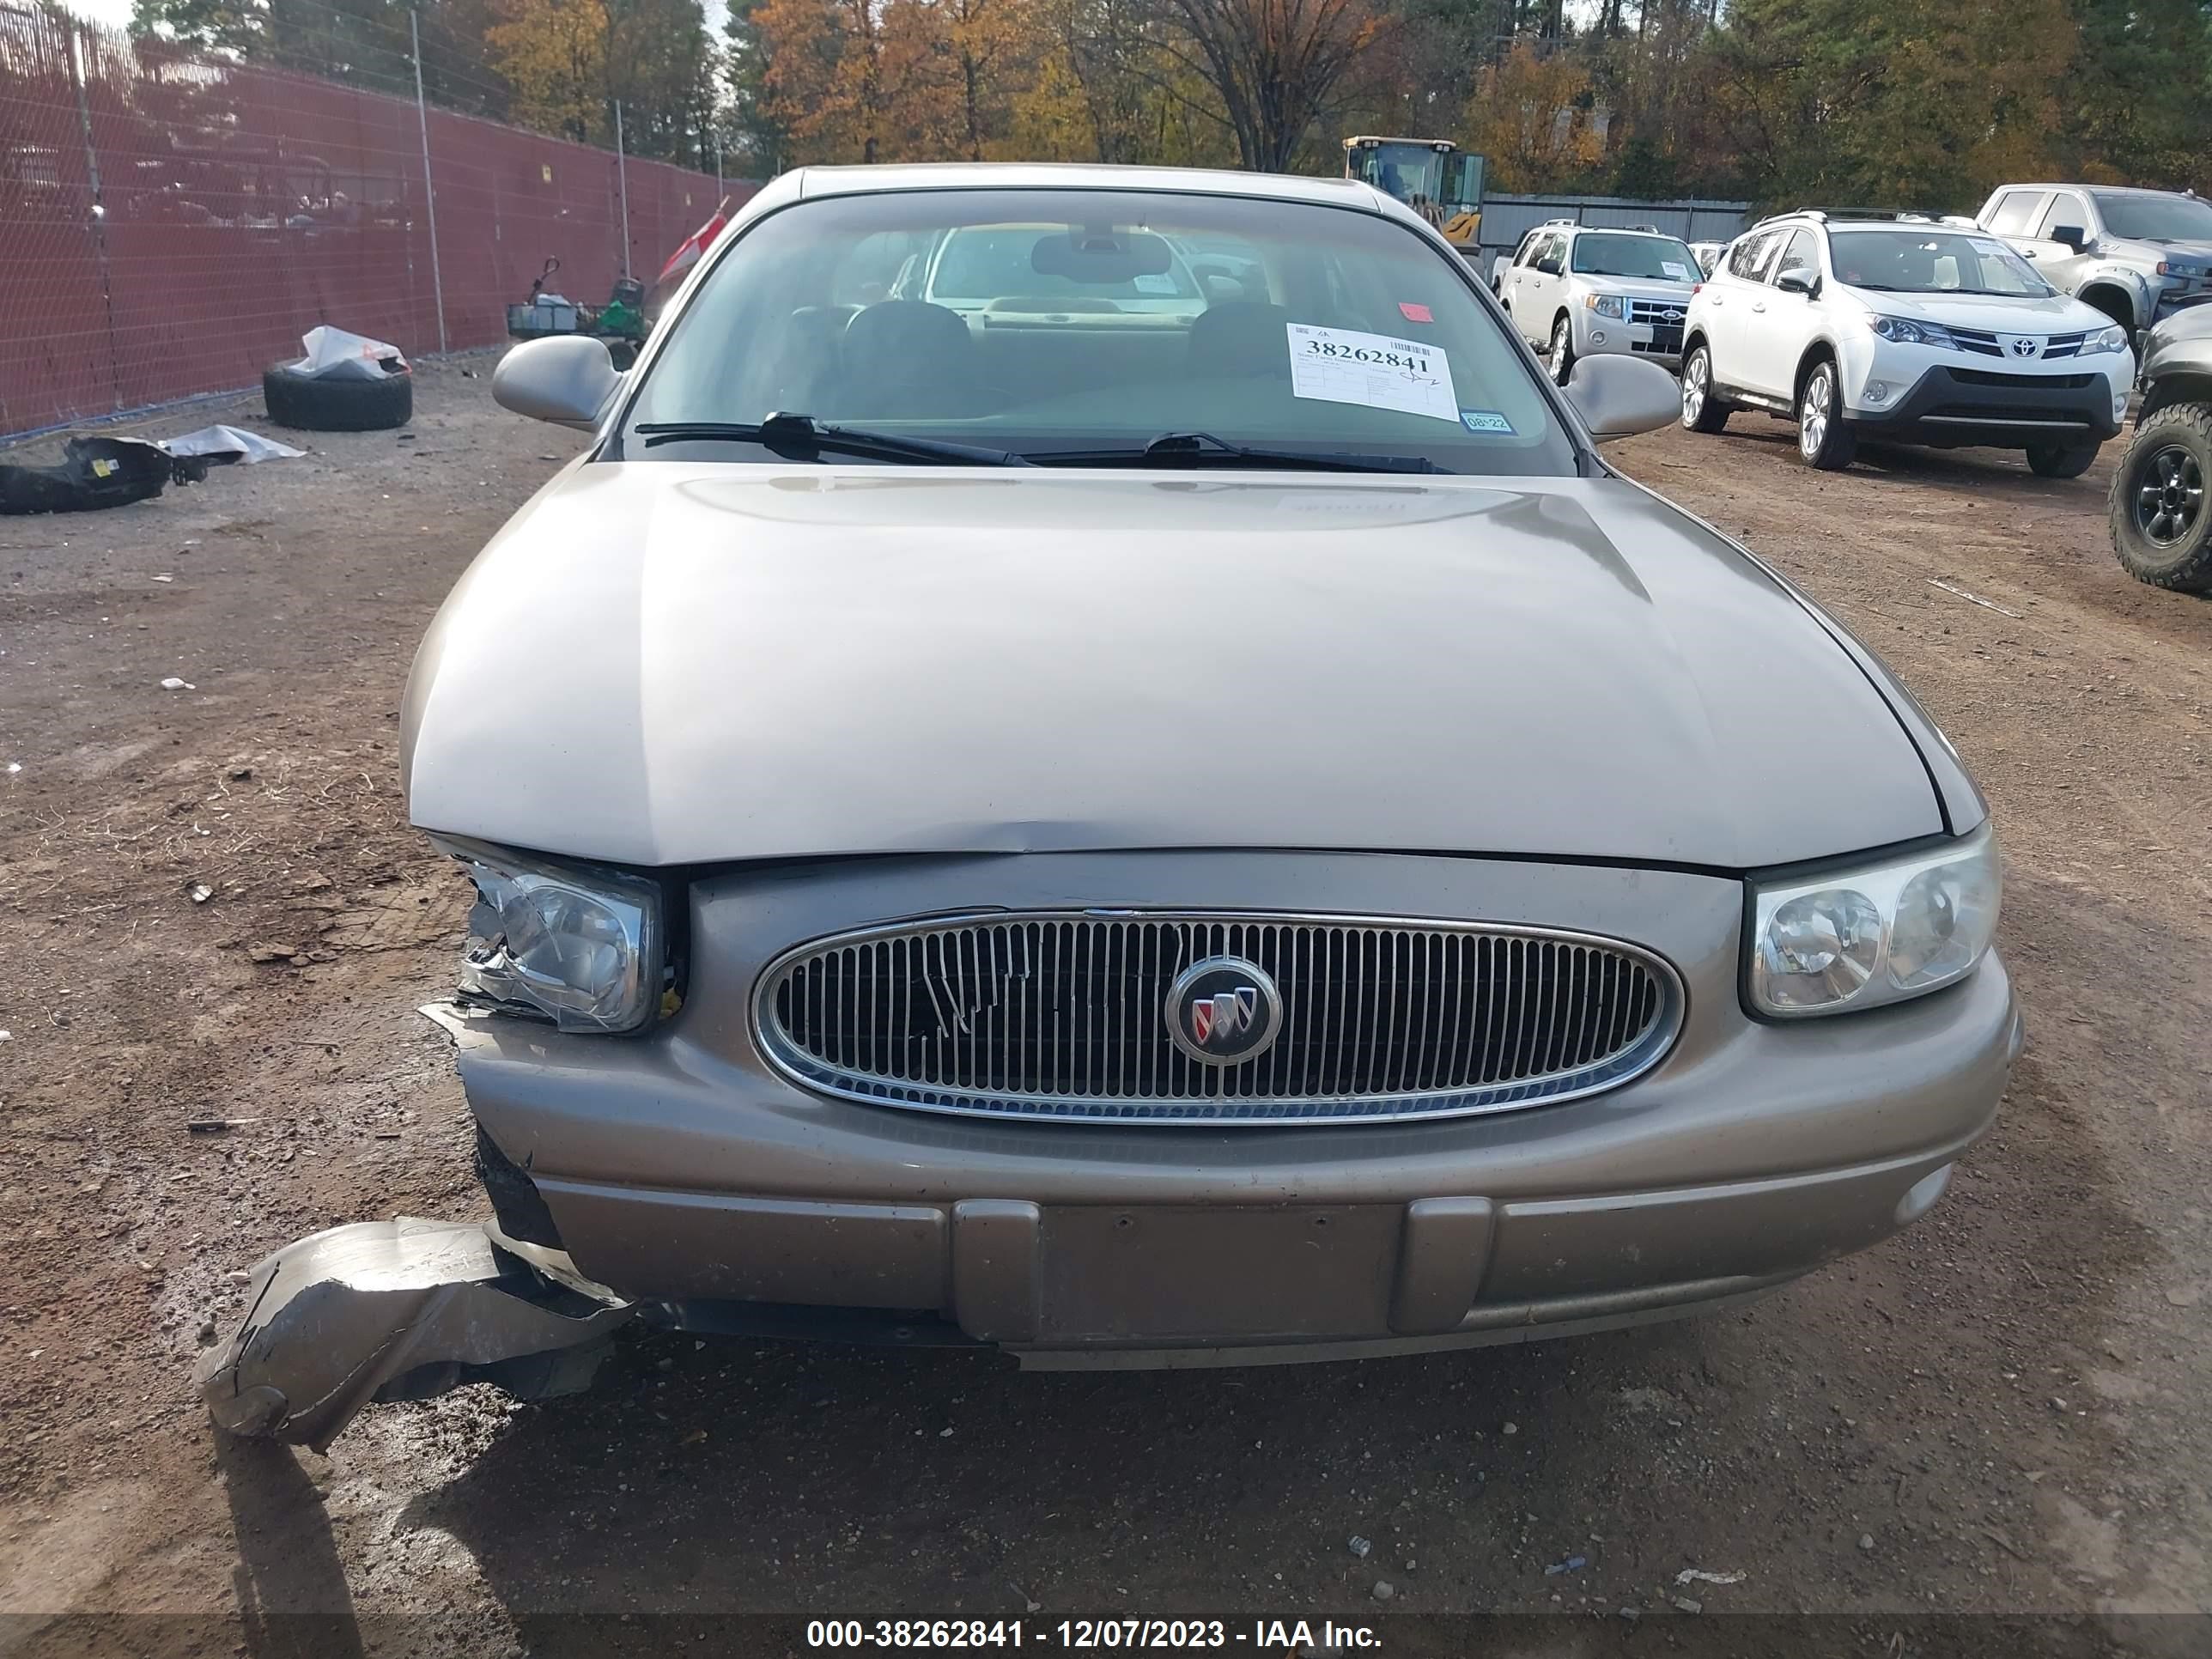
[
  {"left": 1986, "top": 191, "right": 2050, "bottom": 238},
  {"left": 1773, "top": 230, "right": 1819, "bottom": 284},
  {"left": 2038, "top": 192, "right": 2088, "bottom": 239},
  {"left": 1513, "top": 232, "right": 1540, "bottom": 267},
  {"left": 1725, "top": 230, "right": 1772, "bottom": 280}
]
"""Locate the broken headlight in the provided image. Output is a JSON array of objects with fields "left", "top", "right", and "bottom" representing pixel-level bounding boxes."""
[{"left": 432, "top": 836, "right": 664, "bottom": 1033}]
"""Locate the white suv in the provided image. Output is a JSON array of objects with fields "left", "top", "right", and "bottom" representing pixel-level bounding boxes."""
[
  {"left": 1679, "top": 212, "right": 2133, "bottom": 474},
  {"left": 1498, "top": 221, "right": 1702, "bottom": 385}
]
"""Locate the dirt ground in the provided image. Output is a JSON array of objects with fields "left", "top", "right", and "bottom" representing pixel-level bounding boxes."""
[{"left": 2, "top": 366, "right": 2208, "bottom": 1658}]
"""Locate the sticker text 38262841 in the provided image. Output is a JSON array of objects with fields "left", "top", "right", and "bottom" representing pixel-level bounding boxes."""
[{"left": 1285, "top": 323, "right": 1460, "bottom": 423}]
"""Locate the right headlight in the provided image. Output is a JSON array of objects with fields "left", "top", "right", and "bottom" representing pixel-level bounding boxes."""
[
  {"left": 1748, "top": 826, "right": 2000, "bottom": 1018},
  {"left": 1869, "top": 315, "right": 1957, "bottom": 349},
  {"left": 431, "top": 835, "right": 665, "bottom": 1034}
]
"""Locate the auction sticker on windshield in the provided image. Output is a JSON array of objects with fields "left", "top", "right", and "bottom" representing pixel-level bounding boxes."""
[{"left": 1286, "top": 323, "right": 1458, "bottom": 422}]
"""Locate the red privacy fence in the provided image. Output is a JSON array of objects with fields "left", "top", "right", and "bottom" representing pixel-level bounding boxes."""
[{"left": 0, "top": 4, "right": 750, "bottom": 437}]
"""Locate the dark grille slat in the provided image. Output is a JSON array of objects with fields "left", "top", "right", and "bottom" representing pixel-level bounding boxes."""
[{"left": 759, "top": 913, "right": 1679, "bottom": 1125}]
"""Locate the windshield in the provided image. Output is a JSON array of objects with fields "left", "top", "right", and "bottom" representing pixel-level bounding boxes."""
[
  {"left": 1571, "top": 232, "right": 1700, "bottom": 282},
  {"left": 623, "top": 187, "right": 1574, "bottom": 475},
  {"left": 1828, "top": 229, "right": 2053, "bottom": 296},
  {"left": 2092, "top": 191, "right": 2212, "bottom": 243},
  {"left": 1351, "top": 144, "right": 1446, "bottom": 206}
]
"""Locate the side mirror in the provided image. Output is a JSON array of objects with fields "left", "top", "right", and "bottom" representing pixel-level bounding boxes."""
[
  {"left": 2051, "top": 225, "right": 2087, "bottom": 253},
  {"left": 1776, "top": 270, "right": 1819, "bottom": 297},
  {"left": 493, "top": 335, "right": 623, "bottom": 429},
  {"left": 1564, "top": 355, "right": 1680, "bottom": 443}
]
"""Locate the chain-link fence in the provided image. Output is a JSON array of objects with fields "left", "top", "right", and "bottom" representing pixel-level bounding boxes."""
[{"left": 0, "top": 3, "right": 745, "bottom": 437}]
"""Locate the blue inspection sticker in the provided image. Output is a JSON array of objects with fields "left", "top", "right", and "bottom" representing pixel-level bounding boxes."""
[{"left": 1461, "top": 409, "right": 1515, "bottom": 434}]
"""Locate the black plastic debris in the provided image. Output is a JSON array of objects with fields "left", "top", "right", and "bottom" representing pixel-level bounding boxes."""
[{"left": 0, "top": 435, "right": 213, "bottom": 515}]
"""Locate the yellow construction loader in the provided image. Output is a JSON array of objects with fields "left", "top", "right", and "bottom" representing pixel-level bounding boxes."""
[{"left": 1342, "top": 137, "right": 1486, "bottom": 257}]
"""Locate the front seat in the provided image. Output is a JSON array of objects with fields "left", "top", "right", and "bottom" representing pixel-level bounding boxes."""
[
  {"left": 1188, "top": 301, "right": 1295, "bottom": 380},
  {"left": 839, "top": 301, "right": 983, "bottom": 418}
]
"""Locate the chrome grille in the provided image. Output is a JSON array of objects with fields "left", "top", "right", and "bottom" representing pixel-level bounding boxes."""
[
  {"left": 1629, "top": 298, "right": 1686, "bottom": 355},
  {"left": 755, "top": 913, "right": 1680, "bottom": 1125},
  {"left": 2041, "top": 331, "right": 2087, "bottom": 360},
  {"left": 1947, "top": 325, "right": 2002, "bottom": 357}
]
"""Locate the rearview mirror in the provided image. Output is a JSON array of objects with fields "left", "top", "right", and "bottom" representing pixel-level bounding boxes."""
[
  {"left": 1564, "top": 355, "right": 1680, "bottom": 442},
  {"left": 2050, "top": 224, "right": 2087, "bottom": 253},
  {"left": 493, "top": 335, "right": 623, "bottom": 429},
  {"left": 1031, "top": 229, "right": 1173, "bottom": 285},
  {"left": 1776, "top": 270, "right": 1819, "bottom": 297}
]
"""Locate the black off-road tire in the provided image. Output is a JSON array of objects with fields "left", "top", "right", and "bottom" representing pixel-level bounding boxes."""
[
  {"left": 2027, "top": 440, "right": 2100, "bottom": 480},
  {"left": 2110, "top": 404, "right": 2212, "bottom": 592},
  {"left": 1679, "top": 341, "right": 1730, "bottom": 434},
  {"left": 1796, "top": 357, "right": 1857, "bottom": 471},
  {"left": 262, "top": 362, "right": 414, "bottom": 432}
]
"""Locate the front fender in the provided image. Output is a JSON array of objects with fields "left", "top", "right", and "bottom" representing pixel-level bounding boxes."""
[{"left": 2075, "top": 266, "right": 2154, "bottom": 329}]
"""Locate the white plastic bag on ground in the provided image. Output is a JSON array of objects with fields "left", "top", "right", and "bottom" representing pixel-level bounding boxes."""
[
  {"left": 161, "top": 425, "right": 306, "bottom": 464},
  {"left": 289, "top": 325, "right": 408, "bottom": 382}
]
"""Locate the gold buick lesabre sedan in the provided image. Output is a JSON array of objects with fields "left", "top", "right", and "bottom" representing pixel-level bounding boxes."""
[{"left": 200, "top": 164, "right": 2019, "bottom": 1448}]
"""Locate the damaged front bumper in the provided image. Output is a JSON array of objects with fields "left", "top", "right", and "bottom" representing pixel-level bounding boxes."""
[{"left": 195, "top": 1215, "right": 634, "bottom": 1449}]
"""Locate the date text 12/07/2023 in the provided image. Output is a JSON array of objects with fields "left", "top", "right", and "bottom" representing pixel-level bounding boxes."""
[{"left": 804, "top": 1619, "right": 1383, "bottom": 1650}]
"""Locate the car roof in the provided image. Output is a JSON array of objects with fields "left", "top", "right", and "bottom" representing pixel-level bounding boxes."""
[
  {"left": 2003, "top": 183, "right": 2189, "bottom": 198},
  {"left": 1824, "top": 221, "right": 1981, "bottom": 234},
  {"left": 791, "top": 162, "right": 1387, "bottom": 213}
]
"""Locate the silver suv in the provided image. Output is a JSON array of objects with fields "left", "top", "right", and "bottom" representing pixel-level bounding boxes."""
[
  {"left": 1976, "top": 185, "right": 2212, "bottom": 340},
  {"left": 1497, "top": 220, "right": 1702, "bottom": 384}
]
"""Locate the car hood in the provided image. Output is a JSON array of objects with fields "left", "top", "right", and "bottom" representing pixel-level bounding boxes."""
[
  {"left": 402, "top": 467, "right": 1944, "bottom": 868},
  {"left": 1577, "top": 276, "right": 1697, "bottom": 304},
  {"left": 2122, "top": 237, "right": 2212, "bottom": 264},
  {"left": 1848, "top": 289, "right": 2106, "bottom": 331}
]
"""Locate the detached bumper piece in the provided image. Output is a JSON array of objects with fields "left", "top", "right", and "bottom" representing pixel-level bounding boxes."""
[
  {"left": 0, "top": 435, "right": 211, "bottom": 515},
  {"left": 195, "top": 1217, "right": 634, "bottom": 1449}
]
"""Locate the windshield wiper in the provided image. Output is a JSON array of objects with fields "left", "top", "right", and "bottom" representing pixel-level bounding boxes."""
[
  {"left": 632, "top": 412, "right": 1034, "bottom": 466},
  {"left": 1029, "top": 430, "right": 1447, "bottom": 474}
]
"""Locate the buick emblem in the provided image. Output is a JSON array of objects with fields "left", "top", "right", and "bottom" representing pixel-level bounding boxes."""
[
  {"left": 1166, "top": 956, "right": 1284, "bottom": 1066},
  {"left": 2008, "top": 336, "right": 2039, "bottom": 359}
]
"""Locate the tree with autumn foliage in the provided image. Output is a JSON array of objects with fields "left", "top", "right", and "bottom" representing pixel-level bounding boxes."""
[
  {"left": 128, "top": 0, "right": 2211, "bottom": 208},
  {"left": 1151, "top": 0, "right": 1387, "bottom": 172},
  {"left": 1460, "top": 40, "right": 1604, "bottom": 191},
  {"left": 1711, "top": 0, "right": 2076, "bottom": 209},
  {"left": 483, "top": 0, "right": 714, "bottom": 161}
]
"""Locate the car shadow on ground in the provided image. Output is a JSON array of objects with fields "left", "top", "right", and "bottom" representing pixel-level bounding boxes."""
[
  {"left": 1685, "top": 420, "right": 2116, "bottom": 502},
  {"left": 388, "top": 1316, "right": 1715, "bottom": 1635}
]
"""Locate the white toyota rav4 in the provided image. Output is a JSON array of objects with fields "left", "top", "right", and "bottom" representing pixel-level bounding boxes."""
[
  {"left": 1498, "top": 221, "right": 1702, "bottom": 385},
  {"left": 1680, "top": 211, "right": 2134, "bottom": 474}
]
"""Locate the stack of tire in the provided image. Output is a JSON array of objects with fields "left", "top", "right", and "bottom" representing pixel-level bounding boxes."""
[{"left": 262, "top": 358, "right": 414, "bottom": 433}]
